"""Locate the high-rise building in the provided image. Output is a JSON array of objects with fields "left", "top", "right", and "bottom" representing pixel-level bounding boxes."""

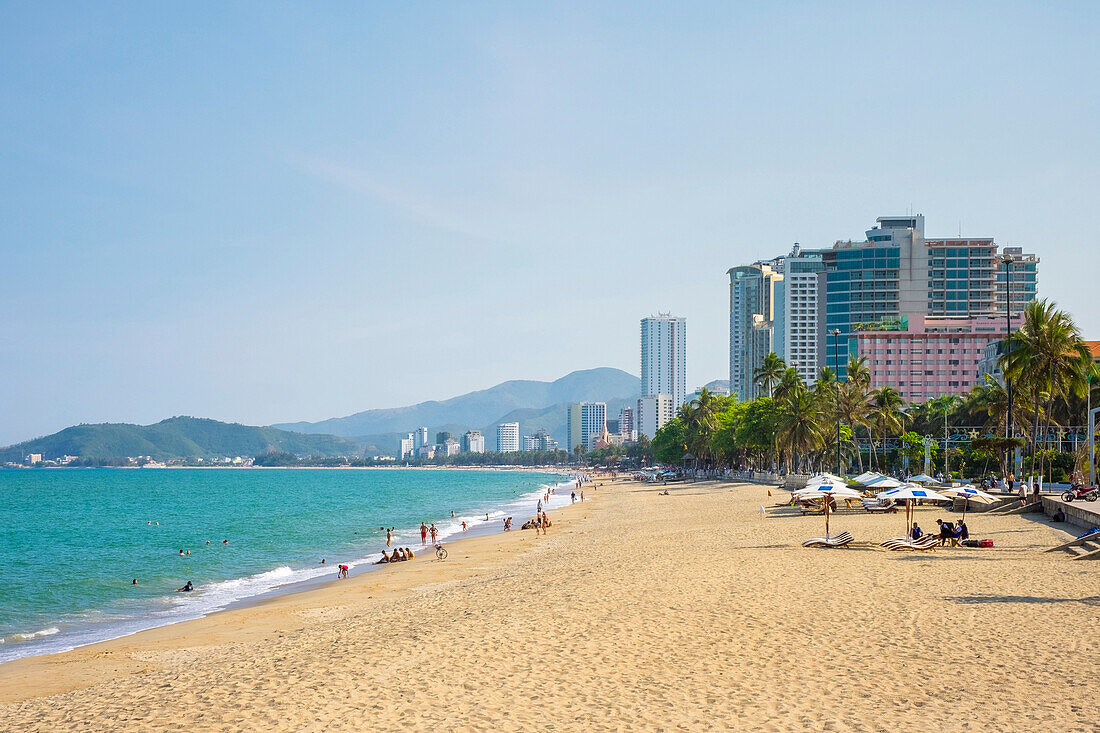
[
  {"left": 727, "top": 216, "right": 1040, "bottom": 387},
  {"left": 523, "top": 434, "right": 540, "bottom": 452},
  {"left": 442, "top": 438, "right": 461, "bottom": 457},
  {"left": 413, "top": 427, "right": 429, "bottom": 451},
  {"left": 566, "top": 402, "right": 607, "bottom": 452},
  {"left": 641, "top": 315, "right": 686, "bottom": 408},
  {"left": 496, "top": 422, "right": 520, "bottom": 453},
  {"left": 618, "top": 406, "right": 635, "bottom": 440},
  {"left": 435, "top": 431, "right": 453, "bottom": 445},
  {"left": 728, "top": 263, "right": 784, "bottom": 399},
  {"left": 462, "top": 430, "right": 485, "bottom": 454},
  {"left": 819, "top": 216, "right": 1039, "bottom": 378},
  {"left": 398, "top": 434, "right": 414, "bottom": 460},
  {"left": 637, "top": 394, "right": 675, "bottom": 441}
]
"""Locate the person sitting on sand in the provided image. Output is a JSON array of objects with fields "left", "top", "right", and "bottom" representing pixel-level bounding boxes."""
[
  {"left": 176, "top": 581, "right": 194, "bottom": 592},
  {"left": 910, "top": 522, "right": 923, "bottom": 540},
  {"left": 955, "top": 520, "right": 969, "bottom": 542},
  {"left": 504, "top": 517, "right": 512, "bottom": 531},
  {"left": 375, "top": 551, "right": 390, "bottom": 565},
  {"left": 405, "top": 547, "right": 414, "bottom": 559}
]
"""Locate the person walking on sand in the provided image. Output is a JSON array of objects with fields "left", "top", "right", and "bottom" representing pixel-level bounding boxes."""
[
  {"left": 429, "top": 524, "right": 438, "bottom": 544},
  {"left": 420, "top": 522, "right": 428, "bottom": 546},
  {"left": 571, "top": 491, "right": 576, "bottom": 504}
]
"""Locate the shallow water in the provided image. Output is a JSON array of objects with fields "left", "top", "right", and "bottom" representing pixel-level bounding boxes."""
[{"left": 0, "top": 467, "right": 571, "bottom": 662}]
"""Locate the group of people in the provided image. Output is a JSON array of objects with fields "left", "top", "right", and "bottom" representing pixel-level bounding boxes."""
[
  {"left": 909, "top": 518, "right": 969, "bottom": 546},
  {"left": 374, "top": 547, "right": 415, "bottom": 565}
]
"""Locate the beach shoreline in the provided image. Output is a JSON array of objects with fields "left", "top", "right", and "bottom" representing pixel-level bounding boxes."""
[{"left": 2, "top": 476, "right": 1096, "bottom": 731}]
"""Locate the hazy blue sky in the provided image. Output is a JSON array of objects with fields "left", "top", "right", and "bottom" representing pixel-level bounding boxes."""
[{"left": 2, "top": 2, "right": 1098, "bottom": 444}]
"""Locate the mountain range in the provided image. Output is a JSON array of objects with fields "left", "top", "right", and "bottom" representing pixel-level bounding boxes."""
[
  {"left": 275, "top": 367, "right": 641, "bottom": 451},
  {"left": 3, "top": 368, "right": 644, "bottom": 461}
]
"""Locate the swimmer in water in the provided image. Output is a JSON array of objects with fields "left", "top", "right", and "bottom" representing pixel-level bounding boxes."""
[
  {"left": 176, "top": 581, "right": 194, "bottom": 592},
  {"left": 132, "top": 579, "right": 138, "bottom": 585},
  {"left": 179, "top": 549, "right": 184, "bottom": 556}
]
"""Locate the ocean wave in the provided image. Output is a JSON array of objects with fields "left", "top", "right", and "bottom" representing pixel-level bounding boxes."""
[{"left": 2, "top": 626, "right": 61, "bottom": 643}]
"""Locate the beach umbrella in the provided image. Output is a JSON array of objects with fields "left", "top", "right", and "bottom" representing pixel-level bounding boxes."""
[
  {"left": 908, "top": 473, "right": 940, "bottom": 484},
  {"left": 877, "top": 484, "right": 951, "bottom": 535},
  {"left": 852, "top": 471, "right": 883, "bottom": 485},
  {"left": 864, "top": 475, "right": 903, "bottom": 489},
  {"left": 938, "top": 485, "right": 997, "bottom": 520},
  {"left": 794, "top": 482, "right": 862, "bottom": 538},
  {"left": 806, "top": 472, "right": 848, "bottom": 487}
]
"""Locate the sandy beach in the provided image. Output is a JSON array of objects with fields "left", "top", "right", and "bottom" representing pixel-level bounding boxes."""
[{"left": 1, "top": 477, "right": 1096, "bottom": 732}]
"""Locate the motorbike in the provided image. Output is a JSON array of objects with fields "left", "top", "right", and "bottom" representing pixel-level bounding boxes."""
[{"left": 1060, "top": 485, "right": 1099, "bottom": 503}]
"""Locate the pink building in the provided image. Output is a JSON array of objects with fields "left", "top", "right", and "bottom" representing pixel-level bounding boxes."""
[{"left": 855, "top": 314, "right": 1016, "bottom": 403}]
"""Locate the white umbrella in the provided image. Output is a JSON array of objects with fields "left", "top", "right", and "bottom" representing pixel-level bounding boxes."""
[
  {"left": 806, "top": 472, "right": 848, "bottom": 486},
  {"left": 864, "top": 475, "right": 903, "bottom": 489},
  {"left": 877, "top": 484, "right": 951, "bottom": 535},
  {"left": 852, "top": 471, "right": 883, "bottom": 485},
  {"left": 908, "top": 473, "right": 940, "bottom": 484},
  {"left": 794, "top": 482, "right": 861, "bottom": 538},
  {"left": 939, "top": 485, "right": 997, "bottom": 520}
]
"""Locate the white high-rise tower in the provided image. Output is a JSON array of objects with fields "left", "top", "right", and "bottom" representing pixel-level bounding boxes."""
[{"left": 640, "top": 314, "right": 686, "bottom": 408}]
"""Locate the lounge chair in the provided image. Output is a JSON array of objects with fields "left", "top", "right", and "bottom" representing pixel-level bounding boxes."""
[
  {"left": 862, "top": 498, "right": 897, "bottom": 513},
  {"left": 800, "top": 503, "right": 826, "bottom": 516},
  {"left": 881, "top": 535, "right": 940, "bottom": 551},
  {"left": 802, "top": 531, "right": 854, "bottom": 548}
]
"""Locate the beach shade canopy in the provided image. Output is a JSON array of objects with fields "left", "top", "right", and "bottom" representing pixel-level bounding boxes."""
[
  {"left": 852, "top": 471, "right": 883, "bottom": 485},
  {"left": 938, "top": 486, "right": 996, "bottom": 502},
  {"left": 876, "top": 484, "right": 951, "bottom": 502},
  {"left": 805, "top": 472, "right": 848, "bottom": 487},
  {"left": 938, "top": 485, "right": 997, "bottom": 520},
  {"left": 793, "top": 482, "right": 861, "bottom": 538},
  {"left": 863, "top": 475, "right": 903, "bottom": 489},
  {"left": 908, "top": 473, "right": 940, "bottom": 484},
  {"left": 877, "top": 484, "right": 952, "bottom": 535}
]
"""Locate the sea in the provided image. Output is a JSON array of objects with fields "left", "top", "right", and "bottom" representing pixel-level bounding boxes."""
[{"left": 0, "top": 467, "right": 575, "bottom": 663}]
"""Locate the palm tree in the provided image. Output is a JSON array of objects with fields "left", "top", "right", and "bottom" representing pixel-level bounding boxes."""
[
  {"left": 775, "top": 390, "right": 825, "bottom": 472},
  {"left": 838, "top": 355, "right": 871, "bottom": 470},
  {"left": 772, "top": 367, "right": 804, "bottom": 402},
  {"left": 1001, "top": 299, "right": 1090, "bottom": 479},
  {"left": 753, "top": 352, "right": 786, "bottom": 398},
  {"left": 869, "top": 386, "right": 907, "bottom": 472}
]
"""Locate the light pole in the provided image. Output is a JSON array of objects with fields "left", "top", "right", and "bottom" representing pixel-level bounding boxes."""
[
  {"left": 831, "top": 328, "right": 842, "bottom": 475},
  {"left": 998, "top": 253, "right": 1014, "bottom": 443}
]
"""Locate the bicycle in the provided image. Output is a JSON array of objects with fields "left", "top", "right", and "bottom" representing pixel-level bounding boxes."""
[{"left": 435, "top": 544, "right": 448, "bottom": 560}]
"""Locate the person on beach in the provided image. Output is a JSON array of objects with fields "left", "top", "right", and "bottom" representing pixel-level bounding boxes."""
[
  {"left": 420, "top": 523, "right": 428, "bottom": 545},
  {"left": 935, "top": 519, "right": 956, "bottom": 547},
  {"left": 338, "top": 564, "right": 349, "bottom": 578},
  {"left": 485, "top": 513, "right": 490, "bottom": 521},
  {"left": 405, "top": 547, "right": 414, "bottom": 559},
  {"left": 504, "top": 517, "right": 512, "bottom": 531},
  {"left": 537, "top": 499, "right": 543, "bottom": 516},
  {"left": 375, "top": 552, "right": 390, "bottom": 564},
  {"left": 571, "top": 491, "right": 576, "bottom": 504},
  {"left": 539, "top": 512, "right": 547, "bottom": 535},
  {"left": 955, "top": 519, "right": 969, "bottom": 542},
  {"left": 386, "top": 529, "right": 393, "bottom": 547},
  {"left": 461, "top": 521, "right": 467, "bottom": 532},
  {"left": 429, "top": 524, "right": 438, "bottom": 544},
  {"left": 176, "top": 581, "right": 194, "bottom": 592},
  {"left": 396, "top": 549, "right": 408, "bottom": 561},
  {"left": 909, "top": 522, "right": 923, "bottom": 540}
]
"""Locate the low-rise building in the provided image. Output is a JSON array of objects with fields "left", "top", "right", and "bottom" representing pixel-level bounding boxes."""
[
  {"left": 398, "top": 434, "right": 414, "bottom": 459},
  {"left": 443, "top": 438, "right": 461, "bottom": 457},
  {"left": 462, "top": 430, "right": 486, "bottom": 454}
]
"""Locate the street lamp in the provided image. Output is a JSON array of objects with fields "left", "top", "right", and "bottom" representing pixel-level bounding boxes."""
[
  {"left": 997, "top": 253, "right": 1015, "bottom": 444},
  {"left": 831, "top": 328, "right": 842, "bottom": 475}
]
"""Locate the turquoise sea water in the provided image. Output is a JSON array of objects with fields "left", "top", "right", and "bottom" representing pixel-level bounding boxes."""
[{"left": 0, "top": 468, "right": 569, "bottom": 662}]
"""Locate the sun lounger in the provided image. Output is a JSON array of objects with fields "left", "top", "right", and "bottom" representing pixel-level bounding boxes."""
[
  {"left": 800, "top": 503, "right": 826, "bottom": 516},
  {"left": 881, "top": 535, "right": 940, "bottom": 551},
  {"left": 802, "top": 531, "right": 854, "bottom": 548},
  {"left": 862, "top": 498, "right": 897, "bottom": 513}
]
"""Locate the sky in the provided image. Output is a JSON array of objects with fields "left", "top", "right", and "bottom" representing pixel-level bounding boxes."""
[{"left": 2, "top": 2, "right": 1098, "bottom": 445}]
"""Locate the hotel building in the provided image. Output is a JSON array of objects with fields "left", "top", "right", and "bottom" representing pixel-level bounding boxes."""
[
  {"left": 641, "top": 315, "right": 687, "bottom": 408},
  {"left": 496, "top": 422, "right": 520, "bottom": 453},
  {"left": 566, "top": 402, "right": 607, "bottom": 452}
]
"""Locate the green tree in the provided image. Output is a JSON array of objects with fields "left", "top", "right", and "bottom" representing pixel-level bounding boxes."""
[{"left": 753, "top": 352, "right": 786, "bottom": 398}]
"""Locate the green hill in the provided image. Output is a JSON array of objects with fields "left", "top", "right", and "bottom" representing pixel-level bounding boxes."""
[{"left": 0, "top": 417, "right": 362, "bottom": 462}]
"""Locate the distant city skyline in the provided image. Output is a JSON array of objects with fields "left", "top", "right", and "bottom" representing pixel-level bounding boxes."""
[{"left": 3, "top": 3, "right": 1099, "bottom": 445}]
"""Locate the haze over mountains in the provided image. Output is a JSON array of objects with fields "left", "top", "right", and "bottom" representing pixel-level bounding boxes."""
[
  {"left": 3, "top": 368, "right": 643, "bottom": 461},
  {"left": 276, "top": 367, "right": 641, "bottom": 451}
]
